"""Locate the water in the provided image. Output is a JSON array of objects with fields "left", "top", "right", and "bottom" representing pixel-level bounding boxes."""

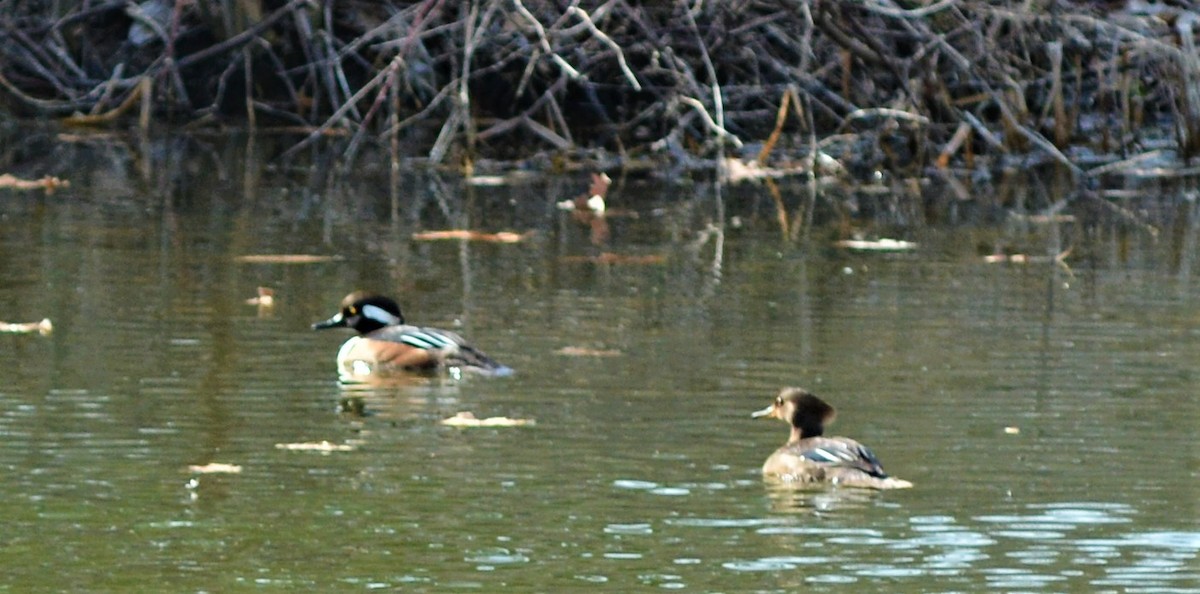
[{"left": 1, "top": 133, "right": 1198, "bottom": 591}]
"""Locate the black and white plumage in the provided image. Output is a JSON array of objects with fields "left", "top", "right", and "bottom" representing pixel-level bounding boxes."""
[
  {"left": 314, "top": 292, "right": 512, "bottom": 381},
  {"left": 752, "top": 387, "right": 911, "bottom": 489}
]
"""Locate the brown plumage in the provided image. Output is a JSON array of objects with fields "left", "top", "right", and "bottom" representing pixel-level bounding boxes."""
[
  {"left": 752, "top": 387, "right": 912, "bottom": 489},
  {"left": 558, "top": 172, "right": 612, "bottom": 246},
  {"left": 313, "top": 292, "right": 512, "bottom": 381}
]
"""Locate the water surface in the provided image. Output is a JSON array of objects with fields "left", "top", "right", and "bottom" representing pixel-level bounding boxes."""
[{"left": 1, "top": 133, "right": 1197, "bottom": 591}]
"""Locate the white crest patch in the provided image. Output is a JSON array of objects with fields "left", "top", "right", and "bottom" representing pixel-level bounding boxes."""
[
  {"left": 586, "top": 194, "right": 606, "bottom": 213},
  {"left": 361, "top": 304, "right": 401, "bottom": 325}
]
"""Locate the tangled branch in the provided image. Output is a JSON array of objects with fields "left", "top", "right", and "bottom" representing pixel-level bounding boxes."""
[{"left": 1, "top": 0, "right": 1196, "bottom": 171}]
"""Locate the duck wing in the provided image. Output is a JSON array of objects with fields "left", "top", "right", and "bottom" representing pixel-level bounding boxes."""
[
  {"left": 367, "top": 325, "right": 510, "bottom": 375},
  {"left": 368, "top": 324, "right": 462, "bottom": 349},
  {"left": 794, "top": 436, "right": 889, "bottom": 479}
]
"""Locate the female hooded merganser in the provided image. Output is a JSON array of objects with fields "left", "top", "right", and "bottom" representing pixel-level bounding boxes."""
[
  {"left": 313, "top": 292, "right": 513, "bottom": 380},
  {"left": 752, "top": 388, "right": 912, "bottom": 489}
]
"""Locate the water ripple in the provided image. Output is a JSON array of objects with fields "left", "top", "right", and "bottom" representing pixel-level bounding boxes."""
[
  {"left": 723, "top": 556, "right": 836, "bottom": 571},
  {"left": 902, "top": 531, "right": 996, "bottom": 547},
  {"left": 755, "top": 525, "right": 882, "bottom": 536},
  {"left": 666, "top": 518, "right": 786, "bottom": 529},
  {"left": 804, "top": 574, "right": 858, "bottom": 584},
  {"left": 993, "top": 530, "right": 1067, "bottom": 540},
  {"left": 649, "top": 487, "right": 690, "bottom": 496},
  {"left": 1077, "top": 531, "right": 1200, "bottom": 550},
  {"left": 975, "top": 505, "right": 1135, "bottom": 527},
  {"left": 463, "top": 548, "right": 529, "bottom": 566},
  {"left": 604, "top": 523, "right": 653, "bottom": 535}
]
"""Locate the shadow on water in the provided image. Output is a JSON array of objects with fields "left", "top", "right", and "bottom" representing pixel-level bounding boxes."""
[{"left": 1, "top": 129, "right": 1198, "bottom": 590}]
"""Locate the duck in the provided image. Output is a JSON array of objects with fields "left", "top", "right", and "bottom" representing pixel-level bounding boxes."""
[
  {"left": 752, "top": 387, "right": 912, "bottom": 489},
  {"left": 557, "top": 172, "right": 611, "bottom": 246},
  {"left": 556, "top": 172, "right": 610, "bottom": 216},
  {"left": 313, "top": 292, "right": 512, "bottom": 381}
]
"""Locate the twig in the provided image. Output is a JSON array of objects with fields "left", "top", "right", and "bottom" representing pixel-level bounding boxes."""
[
  {"left": 677, "top": 96, "right": 743, "bottom": 148},
  {"left": 758, "top": 86, "right": 795, "bottom": 165},
  {"left": 566, "top": 6, "right": 641, "bottom": 90},
  {"left": 837, "top": 107, "right": 930, "bottom": 131},
  {"left": 682, "top": 4, "right": 739, "bottom": 149},
  {"left": 860, "top": 0, "right": 959, "bottom": 19},
  {"left": 281, "top": 0, "right": 445, "bottom": 160},
  {"left": 511, "top": 0, "right": 583, "bottom": 80},
  {"left": 61, "top": 76, "right": 151, "bottom": 125},
  {"left": 177, "top": 0, "right": 312, "bottom": 69}
]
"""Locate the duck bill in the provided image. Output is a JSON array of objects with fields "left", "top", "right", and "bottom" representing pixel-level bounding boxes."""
[
  {"left": 312, "top": 313, "right": 346, "bottom": 330},
  {"left": 751, "top": 404, "right": 777, "bottom": 419}
]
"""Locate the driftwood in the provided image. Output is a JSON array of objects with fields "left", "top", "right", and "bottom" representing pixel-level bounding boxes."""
[
  {"left": 0, "top": 173, "right": 69, "bottom": 193},
  {"left": 2, "top": 1, "right": 1199, "bottom": 174}
]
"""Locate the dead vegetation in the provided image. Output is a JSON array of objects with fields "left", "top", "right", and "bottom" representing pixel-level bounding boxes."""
[{"left": 2, "top": 1, "right": 1199, "bottom": 177}]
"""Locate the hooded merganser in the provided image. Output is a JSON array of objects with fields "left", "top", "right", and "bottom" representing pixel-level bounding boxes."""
[
  {"left": 752, "top": 387, "right": 912, "bottom": 489},
  {"left": 313, "top": 292, "right": 513, "bottom": 381},
  {"left": 556, "top": 172, "right": 610, "bottom": 215},
  {"left": 557, "top": 172, "right": 611, "bottom": 246}
]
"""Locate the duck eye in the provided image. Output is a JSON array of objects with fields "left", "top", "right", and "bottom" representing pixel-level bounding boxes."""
[{"left": 348, "top": 306, "right": 357, "bottom": 315}]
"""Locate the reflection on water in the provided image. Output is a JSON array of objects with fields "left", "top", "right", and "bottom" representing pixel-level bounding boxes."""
[
  {"left": 0, "top": 132, "right": 1198, "bottom": 590},
  {"left": 760, "top": 484, "right": 883, "bottom": 515},
  {"left": 671, "top": 502, "right": 1198, "bottom": 589}
]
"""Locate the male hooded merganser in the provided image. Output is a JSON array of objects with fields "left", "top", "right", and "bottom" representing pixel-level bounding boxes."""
[
  {"left": 752, "top": 387, "right": 912, "bottom": 489},
  {"left": 557, "top": 172, "right": 611, "bottom": 246},
  {"left": 556, "top": 172, "right": 610, "bottom": 216},
  {"left": 313, "top": 292, "right": 513, "bottom": 380}
]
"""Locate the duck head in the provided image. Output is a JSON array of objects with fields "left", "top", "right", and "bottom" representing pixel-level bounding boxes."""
[
  {"left": 313, "top": 292, "right": 405, "bottom": 335},
  {"left": 752, "top": 387, "right": 837, "bottom": 438}
]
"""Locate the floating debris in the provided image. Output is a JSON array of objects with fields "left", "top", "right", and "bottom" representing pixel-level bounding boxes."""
[
  {"left": 187, "top": 462, "right": 242, "bottom": 474},
  {"left": 983, "top": 248, "right": 1071, "bottom": 265},
  {"left": 245, "top": 286, "right": 275, "bottom": 306},
  {"left": 0, "top": 173, "right": 69, "bottom": 194},
  {"left": 833, "top": 238, "right": 918, "bottom": 252},
  {"left": 984, "top": 254, "right": 1033, "bottom": 263},
  {"left": 274, "top": 441, "right": 357, "bottom": 452},
  {"left": 555, "top": 346, "right": 623, "bottom": 357},
  {"left": 0, "top": 318, "right": 52, "bottom": 336},
  {"left": 465, "top": 175, "right": 508, "bottom": 186},
  {"left": 1004, "top": 426, "right": 1021, "bottom": 435},
  {"left": 234, "top": 254, "right": 340, "bottom": 264},
  {"left": 440, "top": 412, "right": 535, "bottom": 427},
  {"left": 411, "top": 230, "right": 531, "bottom": 243}
]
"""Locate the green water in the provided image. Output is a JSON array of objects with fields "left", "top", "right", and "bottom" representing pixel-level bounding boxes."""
[{"left": 0, "top": 134, "right": 1197, "bottom": 591}]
